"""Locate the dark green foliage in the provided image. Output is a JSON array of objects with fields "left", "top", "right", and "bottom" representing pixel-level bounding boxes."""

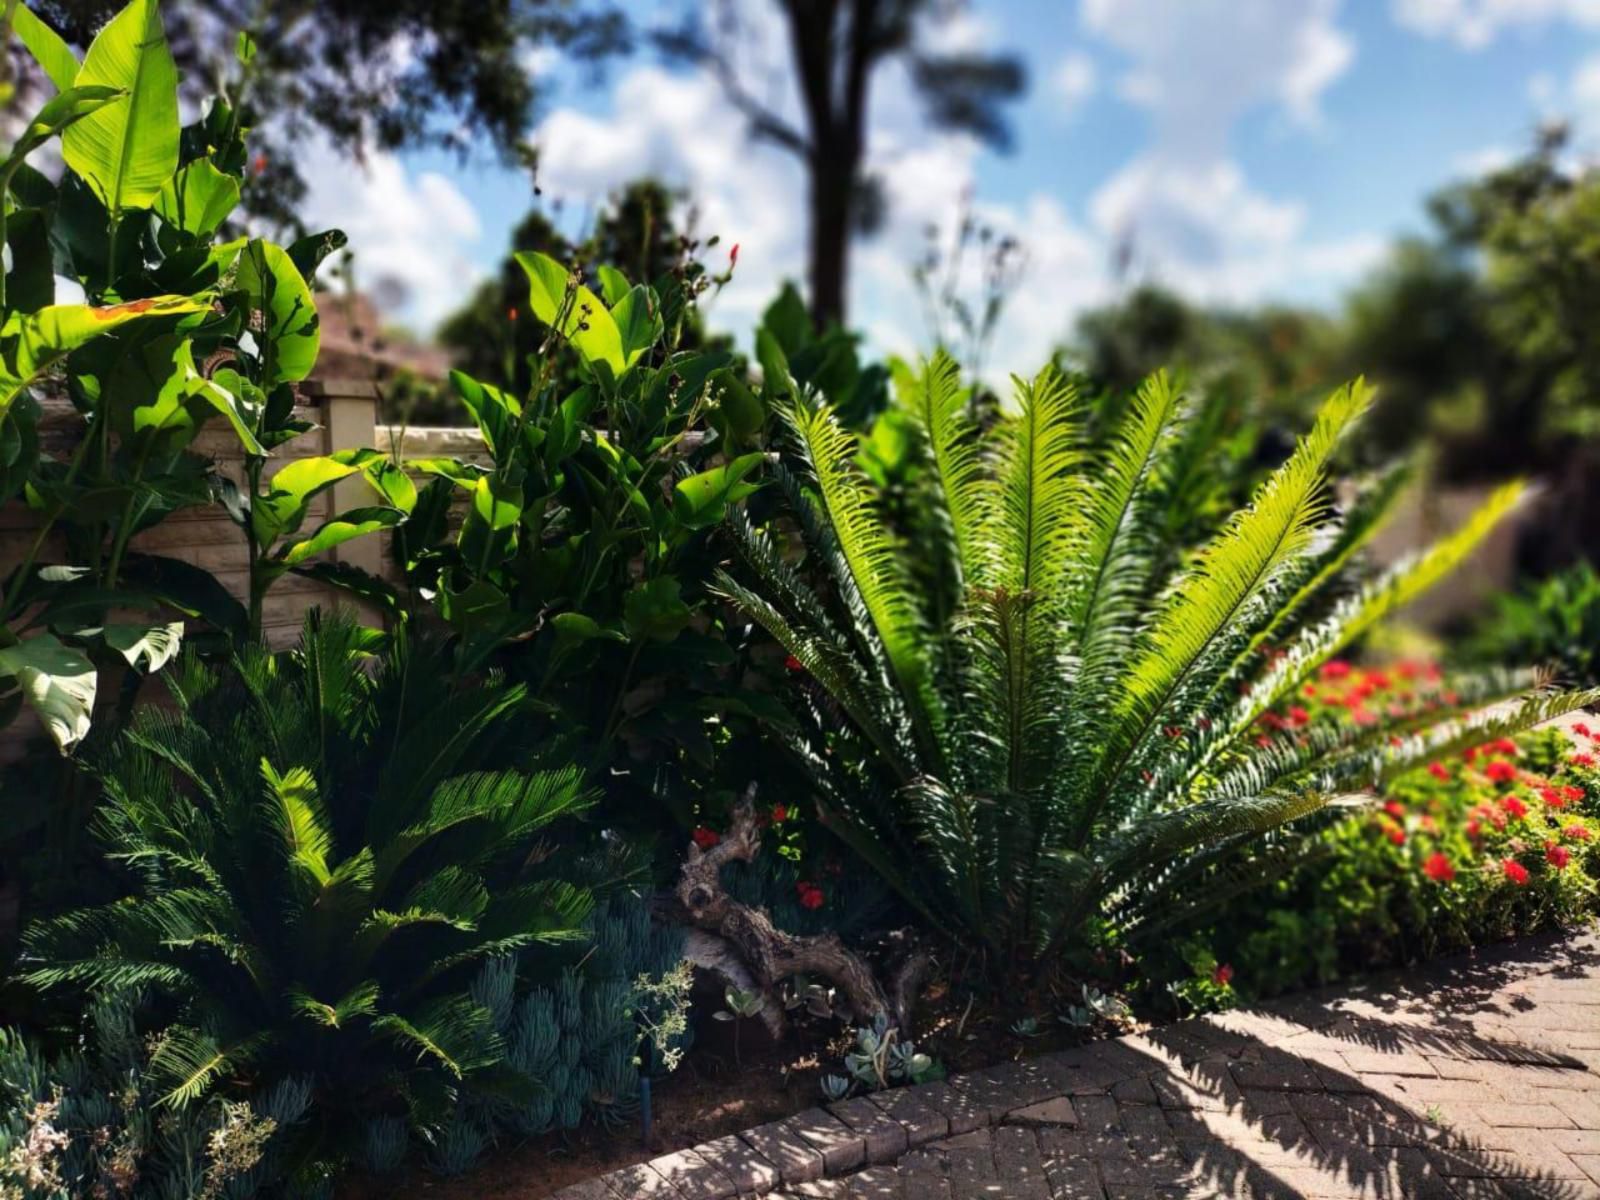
[
  {"left": 19, "top": 614, "right": 599, "bottom": 1175},
  {"left": 717, "top": 351, "right": 1593, "bottom": 988},
  {"left": 1462, "top": 563, "right": 1600, "bottom": 688}
]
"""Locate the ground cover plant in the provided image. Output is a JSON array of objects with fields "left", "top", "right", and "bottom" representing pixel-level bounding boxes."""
[
  {"left": 715, "top": 352, "right": 1596, "bottom": 992},
  {"left": 1162, "top": 664, "right": 1600, "bottom": 999}
]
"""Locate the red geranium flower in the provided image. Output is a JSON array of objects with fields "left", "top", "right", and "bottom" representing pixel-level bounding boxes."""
[
  {"left": 1545, "top": 842, "right": 1572, "bottom": 870},
  {"left": 1288, "top": 706, "right": 1310, "bottom": 728},
  {"left": 1383, "top": 823, "right": 1406, "bottom": 846},
  {"left": 1502, "top": 858, "right": 1530, "bottom": 886},
  {"left": 1211, "top": 963, "right": 1234, "bottom": 987},
  {"left": 691, "top": 827, "right": 720, "bottom": 849},
  {"left": 1563, "top": 785, "right": 1583, "bottom": 803},
  {"left": 1492, "top": 738, "right": 1519, "bottom": 756},
  {"left": 1428, "top": 762, "right": 1450, "bottom": 782},
  {"left": 770, "top": 805, "right": 788, "bottom": 823},
  {"left": 1573, "top": 722, "right": 1592, "bottom": 738},
  {"left": 1320, "top": 660, "right": 1352, "bottom": 681},
  {"left": 796, "top": 880, "right": 825, "bottom": 909},
  {"left": 1565, "top": 824, "right": 1591, "bottom": 841},
  {"left": 1571, "top": 753, "right": 1597, "bottom": 768},
  {"left": 1485, "top": 760, "right": 1517, "bottom": 784},
  {"left": 1383, "top": 799, "right": 1405, "bottom": 818},
  {"left": 1423, "top": 852, "right": 1455, "bottom": 883},
  {"left": 1501, "top": 794, "right": 1529, "bottom": 820},
  {"left": 784, "top": 654, "right": 805, "bottom": 673}
]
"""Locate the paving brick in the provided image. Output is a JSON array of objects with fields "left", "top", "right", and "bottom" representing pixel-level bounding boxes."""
[
  {"left": 867, "top": 1085, "right": 950, "bottom": 1146},
  {"left": 1229, "top": 1057, "right": 1323, "bottom": 1092},
  {"left": 828, "top": 1096, "right": 910, "bottom": 1163},
  {"left": 602, "top": 1162, "right": 683, "bottom": 1197},
  {"left": 844, "top": 1166, "right": 905, "bottom": 1198},
  {"left": 549, "top": 1180, "right": 614, "bottom": 1200},
  {"left": 787, "top": 1107, "right": 867, "bottom": 1174},
  {"left": 1072, "top": 1094, "right": 1122, "bottom": 1133},
  {"left": 914, "top": 1080, "right": 989, "bottom": 1135},
  {"left": 991, "top": 1126, "right": 1052, "bottom": 1200},
  {"left": 1339, "top": 1048, "right": 1441, "bottom": 1078},
  {"left": 1005, "top": 1095, "right": 1077, "bottom": 1126},
  {"left": 694, "top": 1133, "right": 781, "bottom": 1194},
  {"left": 1467, "top": 1102, "right": 1577, "bottom": 1129},
  {"left": 741, "top": 1117, "right": 827, "bottom": 1185},
  {"left": 645, "top": 1148, "right": 738, "bottom": 1199}
]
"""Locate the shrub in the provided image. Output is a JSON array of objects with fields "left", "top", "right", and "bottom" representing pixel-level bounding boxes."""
[
  {"left": 1172, "top": 669, "right": 1599, "bottom": 996},
  {"left": 17, "top": 615, "right": 616, "bottom": 1179},
  {"left": 715, "top": 352, "right": 1595, "bottom": 988},
  {"left": 1461, "top": 562, "right": 1600, "bottom": 688}
]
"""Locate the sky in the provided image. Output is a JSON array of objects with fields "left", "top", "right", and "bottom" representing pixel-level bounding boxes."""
[{"left": 302, "top": 0, "right": 1600, "bottom": 382}]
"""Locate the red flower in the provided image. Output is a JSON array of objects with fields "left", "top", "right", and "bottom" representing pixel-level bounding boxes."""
[
  {"left": 1211, "top": 963, "right": 1234, "bottom": 987},
  {"left": 1565, "top": 824, "right": 1592, "bottom": 841},
  {"left": 1320, "top": 660, "right": 1352, "bottom": 680},
  {"left": 1365, "top": 670, "right": 1392, "bottom": 690},
  {"left": 691, "top": 827, "right": 720, "bottom": 849},
  {"left": 253, "top": 153, "right": 268, "bottom": 175},
  {"left": 1485, "top": 760, "right": 1517, "bottom": 784},
  {"left": 1423, "top": 852, "right": 1455, "bottom": 883},
  {"left": 1255, "top": 734, "right": 1273, "bottom": 748},
  {"left": 729, "top": 243, "right": 740, "bottom": 267},
  {"left": 1428, "top": 762, "right": 1450, "bottom": 782},
  {"left": 796, "top": 881, "right": 825, "bottom": 909},
  {"left": 1466, "top": 818, "right": 1482, "bottom": 838},
  {"left": 507, "top": 307, "right": 518, "bottom": 321},
  {"left": 1571, "top": 753, "right": 1597, "bottom": 768},
  {"left": 1140, "top": 769, "right": 1154, "bottom": 783},
  {"left": 1383, "top": 799, "right": 1406, "bottom": 818},
  {"left": 1502, "top": 858, "right": 1530, "bottom": 886},
  {"left": 770, "top": 805, "right": 789, "bottom": 823},
  {"left": 1573, "top": 722, "right": 1592, "bottom": 738},
  {"left": 1288, "top": 706, "right": 1310, "bottom": 728},
  {"left": 1383, "top": 823, "right": 1406, "bottom": 846},
  {"left": 1564, "top": 785, "right": 1584, "bottom": 803},
  {"left": 1351, "top": 707, "right": 1377, "bottom": 726},
  {"left": 1501, "top": 794, "right": 1529, "bottom": 820},
  {"left": 1492, "top": 738, "right": 1519, "bottom": 756},
  {"left": 1545, "top": 842, "right": 1572, "bottom": 870},
  {"left": 784, "top": 654, "right": 805, "bottom": 673},
  {"left": 1464, "top": 746, "right": 1480, "bottom": 762}
]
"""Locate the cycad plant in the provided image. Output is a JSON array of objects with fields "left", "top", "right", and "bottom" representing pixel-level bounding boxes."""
[
  {"left": 715, "top": 353, "right": 1595, "bottom": 986},
  {"left": 18, "top": 615, "right": 599, "bottom": 1173}
]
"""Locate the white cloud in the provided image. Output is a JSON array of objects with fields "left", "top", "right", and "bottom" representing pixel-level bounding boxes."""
[
  {"left": 1392, "top": 0, "right": 1600, "bottom": 48},
  {"left": 1453, "top": 144, "right": 1517, "bottom": 175},
  {"left": 1077, "top": 0, "right": 1369, "bottom": 310},
  {"left": 1052, "top": 51, "right": 1099, "bottom": 116},
  {"left": 297, "top": 142, "right": 485, "bottom": 331}
]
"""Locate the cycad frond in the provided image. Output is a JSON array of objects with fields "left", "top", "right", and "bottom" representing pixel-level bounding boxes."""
[{"left": 895, "top": 351, "right": 988, "bottom": 585}]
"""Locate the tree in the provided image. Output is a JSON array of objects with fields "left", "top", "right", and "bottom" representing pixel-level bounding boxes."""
[
  {"left": 658, "top": 0, "right": 1024, "bottom": 329},
  {"left": 16, "top": 0, "right": 628, "bottom": 228}
]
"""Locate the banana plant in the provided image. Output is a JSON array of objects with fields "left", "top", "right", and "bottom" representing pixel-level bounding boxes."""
[
  {"left": 394, "top": 250, "right": 784, "bottom": 831},
  {"left": 0, "top": 0, "right": 387, "bottom": 752}
]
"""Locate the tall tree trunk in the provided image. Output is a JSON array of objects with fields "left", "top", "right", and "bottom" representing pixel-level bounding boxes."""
[{"left": 807, "top": 155, "right": 854, "bottom": 330}]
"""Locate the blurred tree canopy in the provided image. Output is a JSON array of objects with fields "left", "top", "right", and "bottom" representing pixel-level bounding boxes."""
[
  {"left": 657, "top": 0, "right": 1025, "bottom": 329},
  {"left": 19, "top": 0, "right": 628, "bottom": 228}
]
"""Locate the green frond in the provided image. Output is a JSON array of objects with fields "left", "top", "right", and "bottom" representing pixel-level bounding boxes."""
[
  {"left": 782, "top": 401, "right": 943, "bottom": 763},
  {"left": 988, "top": 365, "right": 1082, "bottom": 599},
  {"left": 896, "top": 351, "right": 988, "bottom": 584},
  {"left": 261, "top": 759, "right": 333, "bottom": 886},
  {"left": 374, "top": 997, "right": 502, "bottom": 1080},
  {"left": 288, "top": 980, "right": 381, "bottom": 1029},
  {"left": 1078, "top": 378, "right": 1374, "bottom": 838},
  {"left": 152, "top": 1026, "right": 267, "bottom": 1108},
  {"left": 1231, "top": 479, "right": 1529, "bottom": 737}
]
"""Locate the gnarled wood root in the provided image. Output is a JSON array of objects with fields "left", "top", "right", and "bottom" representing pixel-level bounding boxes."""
[{"left": 674, "top": 791, "right": 909, "bottom": 1030}]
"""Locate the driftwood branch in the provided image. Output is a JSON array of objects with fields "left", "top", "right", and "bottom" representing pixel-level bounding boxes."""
[{"left": 675, "top": 792, "right": 893, "bottom": 1028}]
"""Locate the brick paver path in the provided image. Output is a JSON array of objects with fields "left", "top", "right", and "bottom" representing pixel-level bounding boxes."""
[{"left": 560, "top": 927, "right": 1600, "bottom": 1199}]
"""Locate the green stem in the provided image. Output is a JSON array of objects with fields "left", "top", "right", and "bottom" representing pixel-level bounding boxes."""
[
  {"left": 104, "top": 441, "right": 156, "bottom": 589},
  {"left": 244, "top": 457, "right": 264, "bottom": 642}
]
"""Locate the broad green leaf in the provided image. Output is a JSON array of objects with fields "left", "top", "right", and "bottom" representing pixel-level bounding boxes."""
[
  {"left": 514, "top": 251, "right": 627, "bottom": 374},
  {"left": 624, "top": 576, "right": 692, "bottom": 642},
  {"left": 0, "top": 86, "right": 125, "bottom": 181},
  {"left": 673, "top": 452, "right": 764, "bottom": 530},
  {"left": 12, "top": 4, "right": 80, "bottom": 92},
  {"left": 280, "top": 506, "right": 404, "bottom": 566},
  {"left": 610, "top": 284, "right": 661, "bottom": 366},
  {"left": 110, "top": 336, "right": 263, "bottom": 456},
  {"left": 449, "top": 369, "right": 522, "bottom": 456},
  {"left": 154, "top": 157, "right": 239, "bottom": 236},
  {"left": 100, "top": 620, "right": 183, "bottom": 673},
  {"left": 235, "top": 239, "right": 320, "bottom": 384},
  {"left": 235, "top": 30, "right": 256, "bottom": 65},
  {"left": 407, "top": 456, "right": 490, "bottom": 489},
  {"left": 458, "top": 476, "right": 522, "bottom": 568},
  {"left": 253, "top": 449, "right": 387, "bottom": 545},
  {"left": 708, "top": 367, "right": 764, "bottom": 440},
  {"left": 0, "top": 297, "right": 210, "bottom": 423},
  {"left": 594, "top": 263, "right": 632, "bottom": 307},
  {"left": 0, "top": 633, "right": 95, "bottom": 753},
  {"left": 61, "top": 0, "right": 180, "bottom": 214},
  {"left": 550, "top": 612, "right": 626, "bottom": 645}
]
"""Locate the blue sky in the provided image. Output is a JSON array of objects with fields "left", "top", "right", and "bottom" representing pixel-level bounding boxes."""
[{"left": 305, "top": 0, "right": 1600, "bottom": 378}]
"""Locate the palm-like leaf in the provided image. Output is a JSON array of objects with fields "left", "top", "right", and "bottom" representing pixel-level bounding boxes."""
[{"left": 718, "top": 359, "right": 1571, "bottom": 982}]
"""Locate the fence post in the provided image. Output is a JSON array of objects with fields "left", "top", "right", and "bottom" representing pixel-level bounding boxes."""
[{"left": 302, "top": 378, "right": 384, "bottom": 578}]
